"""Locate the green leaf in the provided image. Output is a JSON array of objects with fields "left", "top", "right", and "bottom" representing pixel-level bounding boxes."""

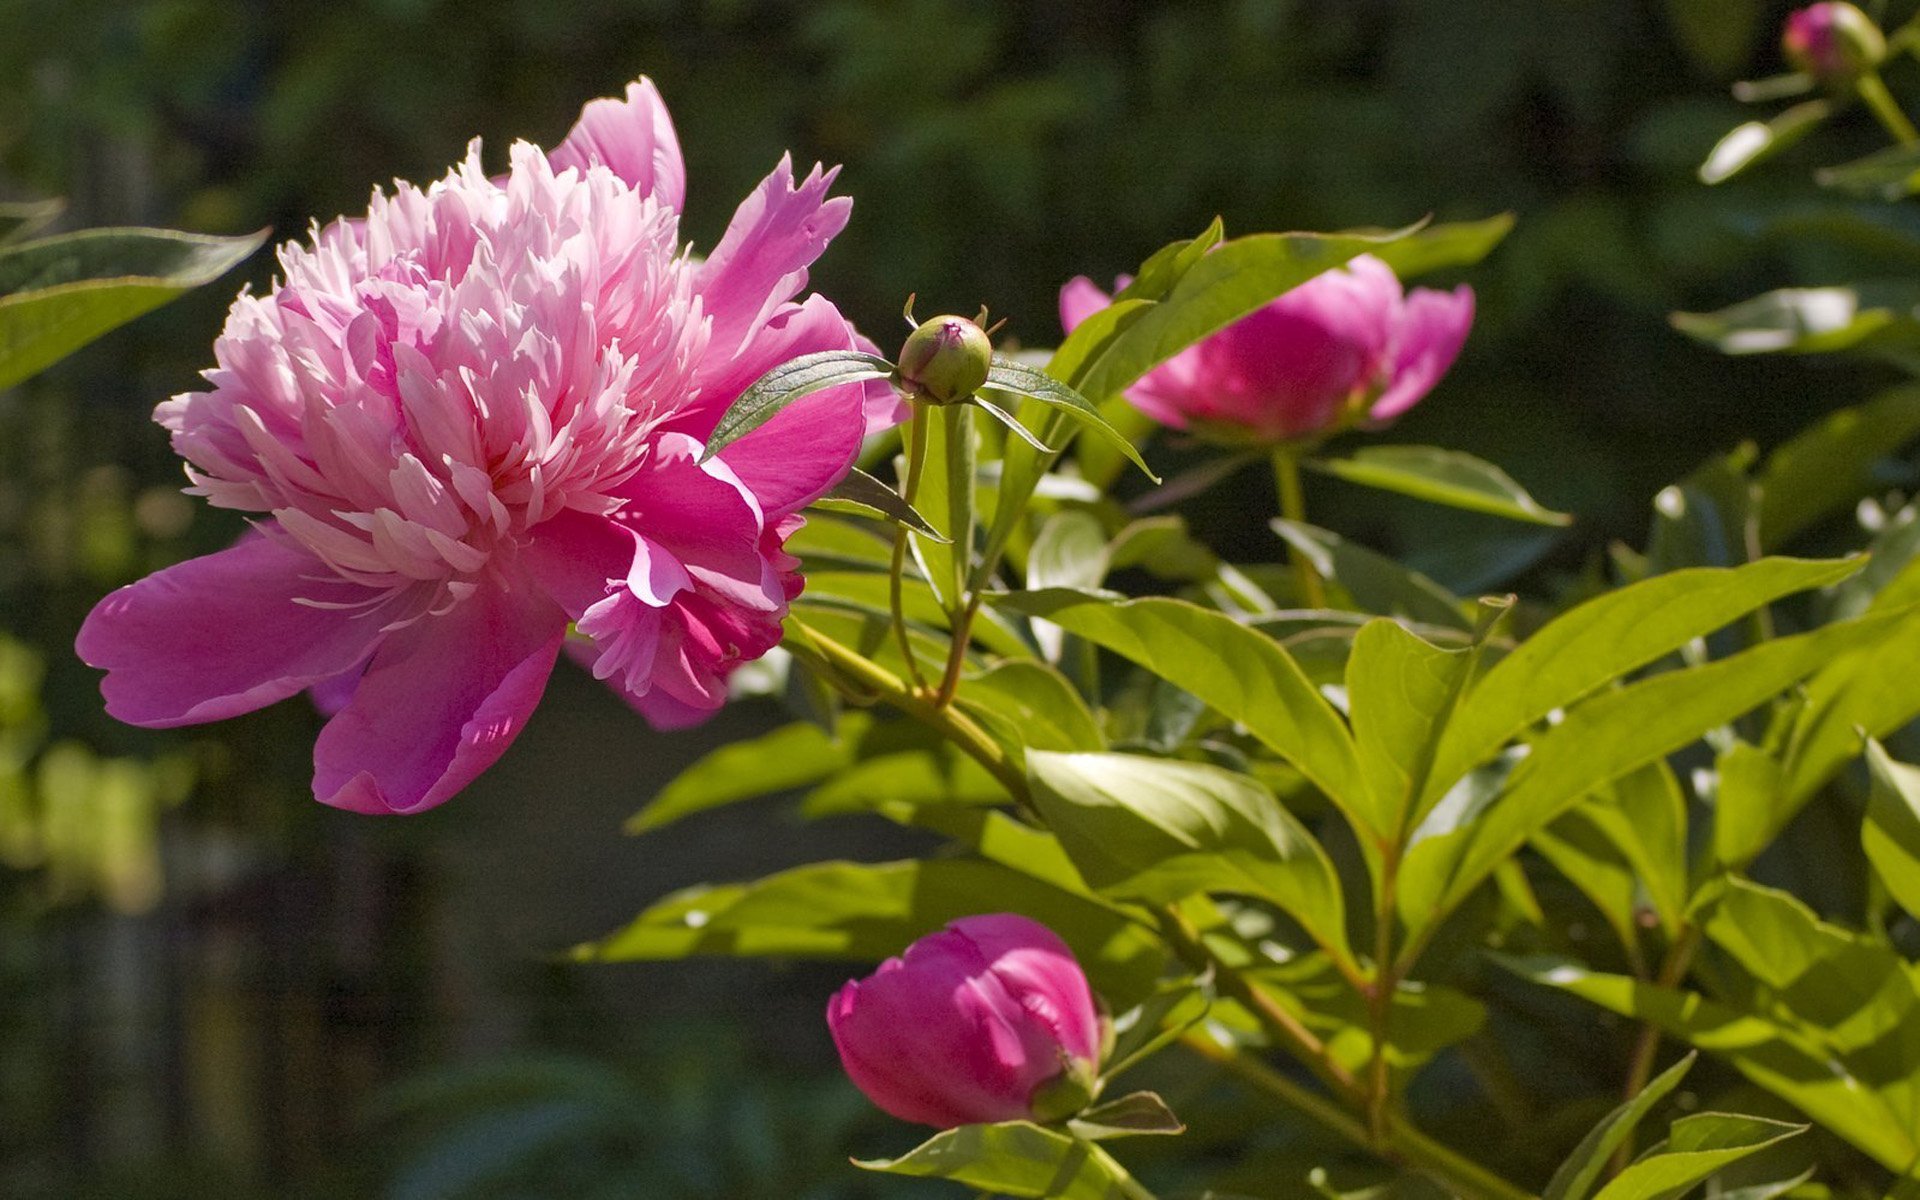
[
  {"left": 626, "top": 716, "right": 872, "bottom": 832},
  {"left": 856, "top": 1122, "right": 1152, "bottom": 1199},
  {"left": 985, "top": 357, "right": 1159, "bottom": 481},
  {"left": 1756, "top": 386, "right": 1920, "bottom": 549},
  {"left": 1309, "top": 446, "right": 1571, "bottom": 527},
  {"left": 698, "top": 349, "right": 894, "bottom": 461},
  {"left": 1817, "top": 140, "right": 1920, "bottom": 201},
  {"left": 801, "top": 747, "right": 1005, "bottom": 817},
  {"left": 1271, "top": 521, "right": 1471, "bottom": 631},
  {"left": 1068, "top": 1092, "right": 1185, "bottom": 1141},
  {"left": 1501, "top": 956, "right": 1920, "bottom": 1172},
  {"left": 1670, "top": 283, "right": 1920, "bottom": 366},
  {"left": 0, "top": 226, "right": 267, "bottom": 388},
  {"left": 803, "top": 570, "right": 1033, "bottom": 659},
  {"left": 813, "top": 467, "right": 950, "bottom": 542},
  {"left": 1864, "top": 739, "right": 1920, "bottom": 918},
  {"left": 1591, "top": 1112, "right": 1805, "bottom": 1200},
  {"left": 1346, "top": 619, "right": 1477, "bottom": 839},
  {"left": 1027, "top": 751, "right": 1353, "bottom": 969},
  {"left": 1027, "top": 510, "right": 1113, "bottom": 593},
  {"left": 1104, "top": 980, "right": 1212, "bottom": 1082},
  {"left": 1698, "top": 100, "right": 1835, "bottom": 185},
  {"left": 1543, "top": 1052, "right": 1695, "bottom": 1200},
  {"left": 1535, "top": 768, "right": 1687, "bottom": 962},
  {"left": 783, "top": 514, "right": 897, "bottom": 569},
  {"left": 1414, "top": 610, "right": 1907, "bottom": 933},
  {"left": 958, "top": 660, "right": 1107, "bottom": 754},
  {"left": 1422, "top": 557, "right": 1862, "bottom": 818},
  {"left": 578, "top": 857, "right": 1167, "bottom": 1004},
  {"left": 1711, "top": 740, "right": 1788, "bottom": 869},
  {"left": 971, "top": 391, "right": 1056, "bottom": 451},
  {"left": 1366, "top": 214, "right": 1515, "bottom": 280},
  {"left": 993, "top": 591, "right": 1370, "bottom": 833}
]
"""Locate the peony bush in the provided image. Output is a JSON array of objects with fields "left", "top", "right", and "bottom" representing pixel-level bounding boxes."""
[{"left": 38, "top": 16, "right": 1920, "bottom": 1195}]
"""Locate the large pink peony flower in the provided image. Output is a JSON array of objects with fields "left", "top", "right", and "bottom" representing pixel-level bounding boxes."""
[
  {"left": 77, "top": 79, "right": 888, "bottom": 814},
  {"left": 1060, "top": 255, "right": 1473, "bottom": 444}
]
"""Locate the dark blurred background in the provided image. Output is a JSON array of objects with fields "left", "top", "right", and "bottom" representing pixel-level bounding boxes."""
[{"left": 0, "top": 1, "right": 1907, "bottom": 1196}]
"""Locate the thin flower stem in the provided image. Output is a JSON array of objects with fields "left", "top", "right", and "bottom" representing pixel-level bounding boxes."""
[
  {"left": 1182, "top": 1034, "right": 1538, "bottom": 1200},
  {"left": 1858, "top": 71, "right": 1920, "bottom": 145},
  {"left": 932, "top": 402, "right": 979, "bottom": 708},
  {"left": 892, "top": 412, "right": 933, "bottom": 693},
  {"left": 1609, "top": 923, "right": 1703, "bottom": 1175},
  {"left": 1272, "top": 448, "right": 1327, "bottom": 608}
]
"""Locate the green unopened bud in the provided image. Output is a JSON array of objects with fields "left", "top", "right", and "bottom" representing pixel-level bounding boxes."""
[
  {"left": 898, "top": 315, "right": 992, "bottom": 405},
  {"left": 1783, "top": 3, "right": 1885, "bottom": 84},
  {"left": 1026, "top": 1058, "right": 1100, "bottom": 1123}
]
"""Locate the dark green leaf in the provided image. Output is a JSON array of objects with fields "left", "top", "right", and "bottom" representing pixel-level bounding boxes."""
[
  {"left": 1670, "top": 282, "right": 1920, "bottom": 367},
  {"left": 0, "top": 225, "right": 267, "bottom": 387},
  {"left": 0, "top": 199, "right": 62, "bottom": 245},
  {"left": 986, "top": 357, "right": 1158, "bottom": 481},
  {"left": 814, "top": 466, "right": 950, "bottom": 542},
  {"left": 699, "top": 349, "right": 894, "bottom": 461},
  {"left": 1309, "top": 446, "right": 1571, "bottom": 527},
  {"left": 1757, "top": 386, "right": 1920, "bottom": 549},
  {"left": 626, "top": 716, "right": 871, "bottom": 832},
  {"left": 1273, "top": 521, "right": 1472, "bottom": 630},
  {"left": 1818, "top": 140, "right": 1920, "bottom": 200},
  {"left": 1069, "top": 1092, "right": 1185, "bottom": 1141}
]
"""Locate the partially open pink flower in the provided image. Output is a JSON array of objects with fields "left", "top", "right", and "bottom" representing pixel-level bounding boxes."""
[
  {"left": 1783, "top": 3, "right": 1884, "bottom": 82},
  {"left": 1060, "top": 255, "right": 1474, "bottom": 444},
  {"left": 76, "top": 78, "right": 887, "bottom": 813},
  {"left": 827, "top": 913, "right": 1104, "bottom": 1128}
]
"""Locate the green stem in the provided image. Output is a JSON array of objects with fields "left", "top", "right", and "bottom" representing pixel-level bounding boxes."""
[
  {"left": 1272, "top": 449, "right": 1326, "bottom": 608},
  {"left": 1183, "top": 1035, "right": 1538, "bottom": 1200},
  {"left": 893, "top": 411, "right": 933, "bottom": 693},
  {"left": 1858, "top": 71, "right": 1919, "bottom": 145},
  {"left": 932, "top": 402, "right": 979, "bottom": 708},
  {"left": 1609, "top": 923, "right": 1703, "bottom": 1175}
]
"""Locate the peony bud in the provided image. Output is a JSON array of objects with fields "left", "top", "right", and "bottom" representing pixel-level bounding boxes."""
[
  {"left": 826, "top": 913, "right": 1105, "bottom": 1128},
  {"left": 1059, "top": 255, "right": 1474, "bottom": 446},
  {"left": 897, "top": 314, "right": 993, "bottom": 404},
  {"left": 1783, "top": 3, "right": 1885, "bottom": 83}
]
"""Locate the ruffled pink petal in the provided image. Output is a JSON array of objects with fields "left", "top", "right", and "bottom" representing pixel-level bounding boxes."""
[
  {"left": 545, "top": 77, "right": 686, "bottom": 211},
  {"left": 618, "top": 433, "right": 776, "bottom": 607},
  {"left": 694, "top": 156, "right": 851, "bottom": 356},
  {"left": 695, "top": 294, "right": 878, "bottom": 521},
  {"left": 1058, "top": 276, "right": 1112, "bottom": 334},
  {"left": 312, "top": 580, "right": 565, "bottom": 814},
  {"left": 1370, "top": 284, "right": 1474, "bottom": 422},
  {"left": 75, "top": 535, "right": 396, "bottom": 728}
]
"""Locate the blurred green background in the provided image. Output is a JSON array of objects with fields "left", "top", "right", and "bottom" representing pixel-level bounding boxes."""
[{"left": 0, "top": 1, "right": 1907, "bottom": 1196}]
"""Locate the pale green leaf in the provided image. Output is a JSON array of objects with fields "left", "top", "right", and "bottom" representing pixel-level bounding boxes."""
[
  {"left": 1864, "top": 738, "right": 1920, "bottom": 918},
  {"left": 0, "top": 225, "right": 267, "bottom": 387},
  {"left": 856, "top": 1122, "right": 1149, "bottom": 1199},
  {"left": 1309, "top": 446, "right": 1571, "bottom": 527},
  {"left": 1591, "top": 1112, "right": 1805, "bottom": 1200},
  {"left": 993, "top": 591, "right": 1370, "bottom": 832},
  {"left": 1027, "top": 751, "right": 1353, "bottom": 969},
  {"left": 1698, "top": 100, "right": 1834, "bottom": 185}
]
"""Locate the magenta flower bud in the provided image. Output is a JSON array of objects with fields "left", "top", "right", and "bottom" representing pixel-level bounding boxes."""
[
  {"left": 897, "top": 314, "right": 993, "bottom": 404},
  {"left": 1783, "top": 3, "right": 1885, "bottom": 83},
  {"left": 1060, "top": 255, "right": 1474, "bottom": 445},
  {"left": 826, "top": 913, "right": 1105, "bottom": 1128}
]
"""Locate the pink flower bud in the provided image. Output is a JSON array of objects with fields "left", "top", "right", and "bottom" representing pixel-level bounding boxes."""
[
  {"left": 898, "top": 314, "right": 993, "bottom": 404},
  {"left": 826, "top": 913, "right": 1105, "bottom": 1128},
  {"left": 1783, "top": 3, "right": 1885, "bottom": 83},
  {"left": 1060, "top": 255, "right": 1474, "bottom": 445}
]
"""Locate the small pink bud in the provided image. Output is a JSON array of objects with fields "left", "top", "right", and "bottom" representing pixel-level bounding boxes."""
[
  {"left": 1783, "top": 3, "right": 1885, "bottom": 83},
  {"left": 897, "top": 315, "right": 993, "bottom": 404},
  {"left": 826, "top": 913, "right": 1105, "bottom": 1128}
]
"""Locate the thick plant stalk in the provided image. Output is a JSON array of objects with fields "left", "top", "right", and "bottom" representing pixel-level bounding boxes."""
[{"left": 892, "top": 411, "right": 933, "bottom": 693}]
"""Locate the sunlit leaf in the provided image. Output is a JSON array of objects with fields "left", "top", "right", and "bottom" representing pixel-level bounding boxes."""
[
  {"left": 1542, "top": 1052, "right": 1694, "bottom": 1200},
  {"left": 1698, "top": 100, "right": 1834, "bottom": 185},
  {"left": 0, "top": 225, "right": 267, "bottom": 387},
  {"left": 1864, "top": 738, "right": 1920, "bottom": 918},
  {"left": 699, "top": 349, "right": 894, "bottom": 461},
  {"left": 1309, "top": 446, "right": 1570, "bottom": 527},
  {"left": 856, "top": 1121, "right": 1148, "bottom": 1199},
  {"left": 814, "top": 467, "right": 950, "bottom": 542}
]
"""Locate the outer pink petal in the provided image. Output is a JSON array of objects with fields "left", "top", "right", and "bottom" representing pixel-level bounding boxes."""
[
  {"left": 949, "top": 914, "right": 1103, "bottom": 1066},
  {"left": 312, "top": 580, "right": 564, "bottom": 814},
  {"left": 545, "top": 77, "right": 686, "bottom": 211},
  {"left": 694, "top": 156, "right": 852, "bottom": 355},
  {"left": 76, "top": 535, "right": 394, "bottom": 728},
  {"left": 619, "top": 433, "right": 775, "bottom": 606},
  {"left": 1370, "top": 284, "right": 1475, "bottom": 422},
  {"left": 1058, "top": 276, "right": 1112, "bottom": 335},
  {"left": 698, "top": 294, "right": 877, "bottom": 521}
]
